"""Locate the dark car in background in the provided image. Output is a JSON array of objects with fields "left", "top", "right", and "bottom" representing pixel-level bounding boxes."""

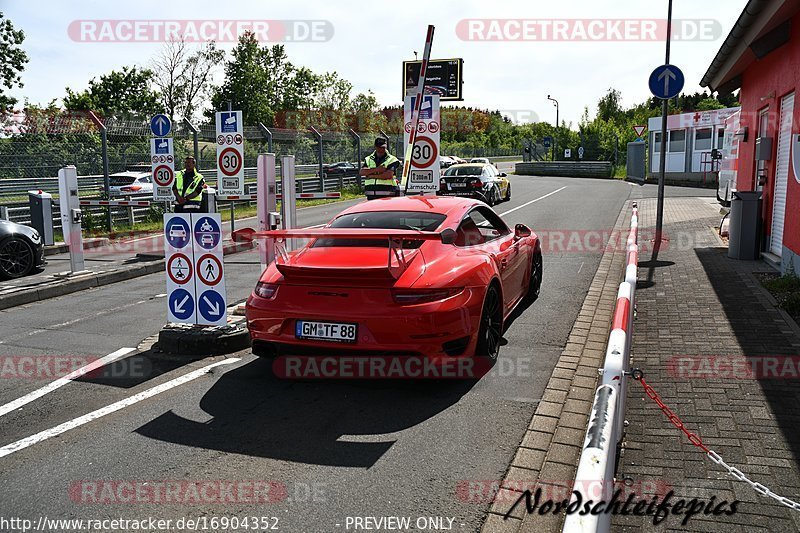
[
  {"left": 0, "top": 220, "right": 46, "bottom": 279},
  {"left": 322, "top": 161, "right": 359, "bottom": 178},
  {"left": 437, "top": 163, "right": 511, "bottom": 206}
]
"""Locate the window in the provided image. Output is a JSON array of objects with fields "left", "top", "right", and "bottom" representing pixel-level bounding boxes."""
[
  {"left": 653, "top": 132, "right": 662, "bottom": 152},
  {"left": 669, "top": 130, "right": 686, "bottom": 152},
  {"left": 716, "top": 128, "right": 725, "bottom": 149},
  {"left": 454, "top": 207, "right": 509, "bottom": 247},
  {"left": 312, "top": 211, "right": 446, "bottom": 249},
  {"left": 695, "top": 128, "right": 712, "bottom": 151},
  {"left": 445, "top": 165, "right": 483, "bottom": 176}
]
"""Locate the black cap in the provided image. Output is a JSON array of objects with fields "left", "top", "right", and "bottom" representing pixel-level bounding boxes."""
[{"left": 374, "top": 137, "right": 387, "bottom": 147}]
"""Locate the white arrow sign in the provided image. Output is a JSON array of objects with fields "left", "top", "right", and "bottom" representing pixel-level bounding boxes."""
[
  {"left": 173, "top": 294, "right": 190, "bottom": 314},
  {"left": 658, "top": 68, "right": 677, "bottom": 94},
  {"left": 202, "top": 295, "right": 221, "bottom": 316}
]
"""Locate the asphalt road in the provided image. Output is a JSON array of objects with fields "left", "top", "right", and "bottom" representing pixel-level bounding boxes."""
[{"left": 0, "top": 177, "right": 714, "bottom": 532}]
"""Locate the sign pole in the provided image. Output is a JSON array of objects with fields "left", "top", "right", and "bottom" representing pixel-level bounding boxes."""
[
  {"left": 655, "top": 0, "right": 673, "bottom": 254},
  {"left": 401, "top": 25, "right": 435, "bottom": 193}
]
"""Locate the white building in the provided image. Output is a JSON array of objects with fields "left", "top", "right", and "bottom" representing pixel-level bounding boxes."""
[{"left": 647, "top": 107, "right": 741, "bottom": 183}]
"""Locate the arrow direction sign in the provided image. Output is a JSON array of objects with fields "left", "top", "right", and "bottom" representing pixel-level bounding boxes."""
[
  {"left": 649, "top": 64, "right": 684, "bottom": 100},
  {"left": 150, "top": 114, "right": 172, "bottom": 137},
  {"left": 202, "top": 295, "right": 221, "bottom": 316},
  {"left": 174, "top": 294, "right": 190, "bottom": 314}
]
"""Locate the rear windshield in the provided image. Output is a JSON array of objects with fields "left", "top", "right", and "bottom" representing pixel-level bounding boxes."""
[
  {"left": 110, "top": 175, "right": 139, "bottom": 186},
  {"left": 312, "top": 211, "right": 446, "bottom": 249},
  {"left": 444, "top": 165, "right": 483, "bottom": 177}
]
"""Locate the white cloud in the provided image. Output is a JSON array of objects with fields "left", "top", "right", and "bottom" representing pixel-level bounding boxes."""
[{"left": 5, "top": 0, "right": 748, "bottom": 125}]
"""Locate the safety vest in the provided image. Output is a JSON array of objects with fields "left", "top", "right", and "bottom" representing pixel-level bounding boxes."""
[
  {"left": 363, "top": 152, "right": 400, "bottom": 187},
  {"left": 175, "top": 169, "right": 204, "bottom": 202}
]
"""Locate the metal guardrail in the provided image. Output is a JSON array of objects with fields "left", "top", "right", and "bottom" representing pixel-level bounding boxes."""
[
  {"left": 562, "top": 203, "right": 639, "bottom": 533},
  {"left": 1, "top": 166, "right": 360, "bottom": 232}
]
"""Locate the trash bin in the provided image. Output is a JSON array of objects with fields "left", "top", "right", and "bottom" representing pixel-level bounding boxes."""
[
  {"left": 28, "top": 190, "right": 55, "bottom": 246},
  {"left": 728, "top": 191, "right": 762, "bottom": 260}
]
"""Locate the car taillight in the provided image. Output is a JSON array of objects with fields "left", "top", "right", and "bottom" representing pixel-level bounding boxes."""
[
  {"left": 392, "top": 287, "right": 464, "bottom": 305},
  {"left": 470, "top": 180, "right": 482, "bottom": 188},
  {"left": 121, "top": 185, "right": 142, "bottom": 191},
  {"left": 254, "top": 282, "right": 279, "bottom": 300}
]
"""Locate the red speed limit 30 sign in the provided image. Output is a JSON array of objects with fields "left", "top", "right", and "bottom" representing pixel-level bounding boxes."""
[
  {"left": 215, "top": 111, "right": 244, "bottom": 195},
  {"left": 403, "top": 94, "right": 441, "bottom": 193}
]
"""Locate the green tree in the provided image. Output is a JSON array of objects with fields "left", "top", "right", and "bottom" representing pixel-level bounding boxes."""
[
  {"left": 696, "top": 98, "right": 725, "bottom": 111},
  {"left": 64, "top": 66, "right": 161, "bottom": 116},
  {"left": 0, "top": 12, "right": 29, "bottom": 112},
  {"left": 151, "top": 39, "right": 224, "bottom": 121}
]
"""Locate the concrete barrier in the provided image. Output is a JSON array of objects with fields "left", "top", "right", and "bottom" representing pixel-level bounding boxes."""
[{"left": 515, "top": 161, "right": 614, "bottom": 179}]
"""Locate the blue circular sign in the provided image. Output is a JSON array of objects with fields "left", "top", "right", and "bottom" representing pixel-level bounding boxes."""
[
  {"left": 165, "top": 218, "right": 191, "bottom": 249},
  {"left": 194, "top": 216, "right": 221, "bottom": 250},
  {"left": 150, "top": 114, "right": 172, "bottom": 137},
  {"left": 649, "top": 64, "right": 685, "bottom": 100},
  {"left": 169, "top": 288, "right": 194, "bottom": 321},
  {"left": 198, "top": 289, "right": 226, "bottom": 322}
]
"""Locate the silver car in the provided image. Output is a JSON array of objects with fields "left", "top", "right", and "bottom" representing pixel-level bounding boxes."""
[{"left": 108, "top": 172, "right": 153, "bottom": 196}]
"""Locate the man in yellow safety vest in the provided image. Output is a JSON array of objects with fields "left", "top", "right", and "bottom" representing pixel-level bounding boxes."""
[
  {"left": 173, "top": 156, "right": 206, "bottom": 212},
  {"left": 361, "top": 137, "right": 401, "bottom": 200}
]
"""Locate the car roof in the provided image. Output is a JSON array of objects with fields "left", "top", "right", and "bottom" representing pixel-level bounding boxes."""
[
  {"left": 110, "top": 171, "right": 150, "bottom": 177},
  {"left": 448, "top": 163, "right": 491, "bottom": 169},
  {"left": 337, "top": 195, "right": 481, "bottom": 219}
]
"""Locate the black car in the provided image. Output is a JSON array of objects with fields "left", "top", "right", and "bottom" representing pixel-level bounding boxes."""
[
  {"left": 322, "top": 161, "right": 358, "bottom": 177},
  {"left": 436, "top": 163, "right": 511, "bottom": 207},
  {"left": 0, "top": 220, "right": 46, "bottom": 279}
]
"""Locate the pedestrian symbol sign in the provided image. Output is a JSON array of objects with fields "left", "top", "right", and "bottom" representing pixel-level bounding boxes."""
[
  {"left": 164, "top": 213, "right": 226, "bottom": 326},
  {"left": 196, "top": 254, "right": 222, "bottom": 286},
  {"left": 167, "top": 253, "right": 192, "bottom": 285}
]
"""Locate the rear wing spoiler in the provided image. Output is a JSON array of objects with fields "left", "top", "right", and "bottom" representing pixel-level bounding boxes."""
[{"left": 251, "top": 228, "right": 457, "bottom": 279}]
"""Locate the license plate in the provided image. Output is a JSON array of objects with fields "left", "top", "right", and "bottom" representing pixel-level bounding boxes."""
[
  {"left": 295, "top": 320, "right": 358, "bottom": 343},
  {"left": 449, "top": 183, "right": 466, "bottom": 189}
]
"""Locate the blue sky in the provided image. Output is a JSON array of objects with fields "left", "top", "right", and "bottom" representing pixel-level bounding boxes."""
[{"left": 4, "top": 0, "right": 747, "bottom": 125}]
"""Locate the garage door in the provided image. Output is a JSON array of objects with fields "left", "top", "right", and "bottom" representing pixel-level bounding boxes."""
[{"left": 771, "top": 93, "right": 794, "bottom": 257}]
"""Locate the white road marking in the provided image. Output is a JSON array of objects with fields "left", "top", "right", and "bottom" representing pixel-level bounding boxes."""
[
  {"left": 497, "top": 186, "right": 567, "bottom": 217},
  {"left": 0, "top": 347, "right": 136, "bottom": 418},
  {"left": 0, "top": 358, "right": 240, "bottom": 459}
]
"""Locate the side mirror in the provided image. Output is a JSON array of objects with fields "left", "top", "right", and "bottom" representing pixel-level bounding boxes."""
[
  {"left": 499, "top": 172, "right": 507, "bottom": 177},
  {"left": 514, "top": 224, "right": 532, "bottom": 240},
  {"left": 440, "top": 228, "right": 457, "bottom": 245}
]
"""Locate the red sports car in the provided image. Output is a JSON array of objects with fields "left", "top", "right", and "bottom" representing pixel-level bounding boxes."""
[{"left": 245, "top": 196, "right": 542, "bottom": 378}]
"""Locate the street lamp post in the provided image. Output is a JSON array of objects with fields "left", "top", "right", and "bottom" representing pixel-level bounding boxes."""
[{"left": 547, "top": 95, "right": 559, "bottom": 160}]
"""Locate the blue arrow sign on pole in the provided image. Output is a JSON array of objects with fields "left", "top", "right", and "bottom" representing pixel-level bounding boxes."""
[
  {"left": 150, "top": 114, "right": 172, "bottom": 137},
  {"left": 649, "top": 64, "right": 685, "bottom": 100}
]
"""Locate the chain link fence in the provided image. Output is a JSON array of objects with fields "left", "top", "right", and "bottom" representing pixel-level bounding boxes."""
[{"left": 1, "top": 110, "right": 522, "bottom": 233}]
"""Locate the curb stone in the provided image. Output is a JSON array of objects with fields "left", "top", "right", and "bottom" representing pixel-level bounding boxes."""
[{"left": 481, "top": 200, "right": 633, "bottom": 533}]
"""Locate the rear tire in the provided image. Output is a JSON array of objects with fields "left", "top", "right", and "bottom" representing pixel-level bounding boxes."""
[
  {"left": 524, "top": 252, "right": 543, "bottom": 303},
  {"left": 476, "top": 284, "right": 503, "bottom": 362},
  {"left": 504, "top": 183, "right": 511, "bottom": 202},
  {"left": 0, "top": 237, "right": 35, "bottom": 280}
]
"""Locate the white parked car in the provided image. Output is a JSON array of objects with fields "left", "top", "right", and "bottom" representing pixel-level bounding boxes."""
[
  {"left": 109, "top": 172, "right": 153, "bottom": 196},
  {"left": 470, "top": 157, "right": 491, "bottom": 165}
]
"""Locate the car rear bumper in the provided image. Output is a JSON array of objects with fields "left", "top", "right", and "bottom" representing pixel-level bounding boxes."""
[
  {"left": 245, "top": 285, "right": 485, "bottom": 368},
  {"left": 436, "top": 189, "right": 489, "bottom": 203}
]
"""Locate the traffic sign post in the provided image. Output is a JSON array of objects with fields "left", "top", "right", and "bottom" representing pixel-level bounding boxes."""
[
  {"left": 151, "top": 137, "right": 175, "bottom": 201},
  {"left": 216, "top": 111, "right": 245, "bottom": 196},
  {"left": 164, "top": 213, "right": 227, "bottom": 326},
  {"left": 403, "top": 94, "right": 441, "bottom": 193}
]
